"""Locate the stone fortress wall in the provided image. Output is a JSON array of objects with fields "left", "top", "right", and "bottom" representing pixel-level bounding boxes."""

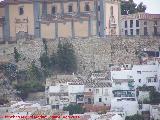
[{"left": 0, "top": 36, "right": 160, "bottom": 75}]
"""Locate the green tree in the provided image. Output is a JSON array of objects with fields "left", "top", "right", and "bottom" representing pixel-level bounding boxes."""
[
  {"left": 50, "top": 52, "right": 57, "bottom": 70},
  {"left": 121, "top": 0, "right": 137, "bottom": 15},
  {"left": 15, "top": 80, "right": 45, "bottom": 100},
  {"left": 125, "top": 114, "right": 144, "bottom": 120},
  {"left": 57, "top": 42, "right": 77, "bottom": 73},
  {"left": 121, "top": 0, "right": 146, "bottom": 15},
  {"left": 27, "top": 61, "right": 43, "bottom": 81},
  {"left": 149, "top": 87, "right": 160, "bottom": 104},
  {"left": 14, "top": 47, "right": 21, "bottom": 63},
  {"left": 136, "top": 2, "right": 146, "bottom": 13},
  {"left": 137, "top": 86, "right": 160, "bottom": 104},
  {"left": 0, "top": 95, "right": 9, "bottom": 105},
  {"left": 40, "top": 53, "right": 50, "bottom": 69},
  {"left": 63, "top": 104, "right": 85, "bottom": 115},
  {"left": 42, "top": 39, "right": 48, "bottom": 55},
  {"left": 0, "top": 63, "right": 18, "bottom": 82}
]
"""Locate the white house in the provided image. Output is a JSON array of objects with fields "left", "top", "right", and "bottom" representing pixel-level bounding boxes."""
[
  {"left": 85, "top": 82, "right": 112, "bottom": 105},
  {"left": 111, "top": 63, "right": 160, "bottom": 91},
  {"left": 111, "top": 72, "right": 138, "bottom": 116},
  {"left": 46, "top": 83, "right": 69, "bottom": 109},
  {"left": 150, "top": 104, "right": 160, "bottom": 120},
  {"left": 93, "top": 82, "right": 112, "bottom": 106},
  {"left": 111, "top": 98, "right": 138, "bottom": 116},
  {"left": 68, "top": 83, "right": 85, "bottom": 104},
  {"left": 46, "top": 82, "right": 86, "bottom": 109}
]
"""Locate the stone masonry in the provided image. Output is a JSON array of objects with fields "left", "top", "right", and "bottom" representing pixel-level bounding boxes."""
[{"left": 0, "top": 36, "right": 160, "bottom": 75}]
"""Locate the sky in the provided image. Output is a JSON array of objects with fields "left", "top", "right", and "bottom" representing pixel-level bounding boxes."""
[
  {"left": 0, "top": 0, "right": 159, "bottom": 14},
  {"left": 133, "top": 0, "right": 160, "bottom": 14}
]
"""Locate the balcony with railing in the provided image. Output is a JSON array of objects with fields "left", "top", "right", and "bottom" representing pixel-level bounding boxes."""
[{"left": 113, "top": 90, "right": 136, "bottom": 98}]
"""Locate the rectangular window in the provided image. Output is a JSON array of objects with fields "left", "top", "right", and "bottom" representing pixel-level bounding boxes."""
[
  {"left": 68, "top": 5, "right": 73, "bottom": 12},
  {"left": 136, "top": 29, "right": 140, "bottom": 35},
  {"left": 144, "top": 21, "right": 147, "bottom": 25},
  {"left": 125, "top": 30, "right": 128, "bottom": 35},
  {"left": 19, "top": 7, "right": 24, "bottom": 15},
  {"left": 154, "top": 78, "right": 157, "bottom": 82},
  {"left": 98, "top": 5, "right": 100, "bottom": 11},
  {"left": 125, "top": 21, "right": 127, "bottom": 28},
  {"left": 144, "top": 27, "right": 148, "bottom": 35},
  {"left": 105, "top": 89, "right": 108, "bottom": 95},
  {"left": 115, "top": 82, "right": 121, "bottom": 85},
  {"left": 139, "top": 79, "right": 141, "bottom": 83},
  {"left": 130, "top": 20, "right": 133, "bottom": 28},
  {"left": 99, "top": 32, "right": 101, "bottom": 36},
  {"left": 96, "top": 89, "right": 99, "bottom": 94},
  {"left": 154, "top": 26, "right": 157, "bottom": 35},
  {"left": 130, "top": 29, "right": 133, "bottom": 35},
  {"left": 99, "top": 98, "right": 102, "bottom": 102},
  {"left": 85, "top": 4, "right": 90, "bottom": 11},
  {"left": 52, "top": 6, "right": 56, "bottom": 15},
  {"left": 148, "top": 79, "right": 151, "bottom": 83},
  {"left": 99, "top": 21, "right": 100, "bottom": 26},
  {"left": 154, "top": 21, "right": 157, "bottom": 25},
  {"left": 136, "top": 20, "right": 139, "bottom": 27},
  {"left": 137, "top": 71, "right": 141, "bottom": 74}
]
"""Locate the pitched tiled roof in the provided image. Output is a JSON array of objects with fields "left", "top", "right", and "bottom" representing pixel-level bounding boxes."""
[{"left": 85, "top": 82, "right": 112, "bottom": 88}]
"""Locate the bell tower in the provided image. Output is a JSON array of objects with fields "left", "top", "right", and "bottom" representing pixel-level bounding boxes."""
[{"left": 98, "top": 0, "right": 121, "bottom": 36}]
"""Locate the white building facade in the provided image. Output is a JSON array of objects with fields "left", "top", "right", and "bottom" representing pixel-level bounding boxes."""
[
  {"left": 111, "top": 63, "right": 160, "bottom": 91},
  {"left": 111, "top": 74, "right": 138, "bottom": 116}
]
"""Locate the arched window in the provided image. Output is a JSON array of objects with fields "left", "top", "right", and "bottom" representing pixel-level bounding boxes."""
[
  {"left": 110, "top": 6, "right": 113, "bottom": 16},
  {"left": 85, "top": 3, "right": 90, "bottom": 11},
  {"left": 51, "top": 6, "right": 56, "bottom": 15}
]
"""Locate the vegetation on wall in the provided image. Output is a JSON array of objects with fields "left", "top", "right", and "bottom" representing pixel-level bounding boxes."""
[
  {"left": 15, "top": 80, "right": 45, "bottom": 99},
  {"left": 0, "top": 93, "right": 9, "bottom": 105},
  {"left": 40, "top": 41, "right": 77, "bottom": 74},
  {"left": 1, "top": 40, "right": 77, "bottom": 100},
  {"left": 42, "top": 38, "right": 48, "bottom": 55},
  {"left": 0, "top": 63, "right": 18, "bottom": 82},
  {"left": 125, "top": 114, "right": 144, "bottom": 120},
  {"left": 121, "top": 0, "right": 146, "bottom": 15},
  {"left": 137, "top": 85, "right": 160, "bottom": 104},
  {"left": 14, "top": 47, "right": 21, "bottom": 63},
  {"left": 63, "top": 104, "right": 85, "bottom": 115},
  {"left": 14, "top": 61, "right": 45, "bottom": 99},
  {"left": 9, "top": 61, "right": 45, "bottom": 99},
  {"left": 57, "top": 42, "right": 77, "bottom": 73},
  {"left": 27, "top": 61, "right": 44, "bottom": 81}
]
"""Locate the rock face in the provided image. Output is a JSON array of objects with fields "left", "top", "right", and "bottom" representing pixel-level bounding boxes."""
[
  {"left": 46, "top": 36, "right": 160, "bottom": 75},
  {"left": 0, "top": 72, "right": 21, "bottom": 104},
  {"left": 109, "top": 36, "right": 160, "bottom": 65},
  {"left": 0, "top": 39, "right": 44, "bottom": 70},
  {"left": 0, "top": 36, "right": 160, "bottom": 75}
]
